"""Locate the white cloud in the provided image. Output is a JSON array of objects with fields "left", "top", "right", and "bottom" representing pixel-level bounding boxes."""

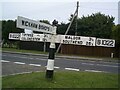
[
  {"left": 0, "top": 0, "right": 119, "bottom": 2},
  {"left": 0, "top": 1, "right": 118, "bottom": 24}
]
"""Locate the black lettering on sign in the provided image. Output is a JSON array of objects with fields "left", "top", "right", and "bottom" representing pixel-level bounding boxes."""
[
  {"left": 78, "top": 41, "right": 83, "bottom": 45},
  {"left": 73, "top": 41, "right": 77, "bottom": 44},
  {"left": 65, "top": 36, "right": 68, "bottom": 39},
  {"left": 65, "top": 36, "right": 71, "bottom": 39},
  {"left": 109, "top": 41, "right": 114, "bottom": 46},
  {"left": 89, "top": 37, "right": 94, "bottom": 41},
  {"left": 22, "top": 20, "right": 25, "bottom": 26},
  {"left": 37, "top": 38, "right": 40, "bottom": 41},
  {"left": 68, "top": 36, "right": 71, "bottom": 39},
  {"left": 25, "top": 21, "right": 28, "bottom": 26},
  {"left": 101, "top": 39, "right": 114, "bottom": 47},
  {"left": 96, "top": 39, "right": 101, "bottom": 45},
  {"left": 22, "top": 20, "right": 38, "bottom": 29},
  {"left": 38, "top": 24, "right": 49, "bottom": 31},
  {"left": 102, "top": 40, "right": 107, "bottom": 45},
  {"left": 86, "top": 42, "right": 92, "bottom": 46},
  {"left": 63, "top": 40, "right": 71, "bottom": 44},
  {"left": 73, "top": 36, "right": 81, "bottom": 40},
  {"left": 78, "top": 37, "right": 81, "bottom": 40}
]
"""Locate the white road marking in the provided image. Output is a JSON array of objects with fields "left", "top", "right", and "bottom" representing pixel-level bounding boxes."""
[
  {"left": 100, "top": 61, "right": 119, "bottom": 65},
  {"left": 85, "top": 70, "right": 103, "bottom": 72},
  {"left": 81, "top": 63, "right": 94, "bottom": 65},
  {"left": 1, "top": 60, "right": 10, "bottom": 63},
  {"left": 29, "top": 64, "right": 41, "bottom": 67},
  {"left": 40, "top": 59, "right": 47, "bottom": 61},
  {"left": 82, "top": 63, "right": 118, "bottom": 68},
  {"left": 35, "top": 58, "right": 47, "bottom": 61},
  {"left": 13, "top": 56, "right": 18, "bottom": 58},
  {"left": 54, "top": 66, "right": 60, "bottom": 69},
  {"left": 97, "top": 64, "right": 118, "bottom": 67},
  {"left": 20, "top": 57, "right": 28, "bottom": 59},
  {"left": 55, "top": 58, "right": 61, "bottom": 60},
  {"left": 29, "top": 58, "right": 34, "bottom": 59},
  {"left": 65, "top": 68, "right": 79, "bottom": 71},
  {"left": 14, "top": 62, "right": 25, "bottom": 65}
]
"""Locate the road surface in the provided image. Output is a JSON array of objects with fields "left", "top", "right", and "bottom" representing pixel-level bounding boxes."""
[{"left": 2, "top": 52, "right": 119, "bottom": 76}]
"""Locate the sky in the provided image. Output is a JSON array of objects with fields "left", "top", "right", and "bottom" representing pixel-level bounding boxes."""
[{"left": 0, "top": 0, "right": 119, "bottom": 24}]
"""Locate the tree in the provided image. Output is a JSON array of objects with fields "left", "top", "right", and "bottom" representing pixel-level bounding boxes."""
[
  {"left": 57, "top": 22, "right": 68, "bottom": 34},
  {"left": 68, "top": 14, "right": 78, "bottom": 35},
  {"left": 77, "top": 12, "right": 115, "bottom": 38},
  {"left": 2, "top": 20, "right": 23, "bottom": 42},
  {"left": 112, "top": 24, "right": 120, "bottom": 57},
  {"left": 58, "top": 12, "right": 115, "bottom": 39},
  {"left": 112, "top": 25, "right": 120, "bottom": 45},
  {"left": 39, "top": 20, "right": 50, "bottom": 25}
]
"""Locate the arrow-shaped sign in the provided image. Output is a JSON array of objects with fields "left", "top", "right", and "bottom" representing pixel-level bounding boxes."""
[{"left": 17, "top": 16, "right": 56, "bottom": 34}]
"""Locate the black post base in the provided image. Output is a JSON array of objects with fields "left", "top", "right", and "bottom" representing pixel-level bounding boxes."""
[{"left": 46, "top": 70, "right": 54, "bottom": 79}]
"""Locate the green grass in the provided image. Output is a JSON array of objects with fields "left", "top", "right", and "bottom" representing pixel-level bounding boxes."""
[{"left": 2, "top": 71, "right": 119, "bottom": 88}]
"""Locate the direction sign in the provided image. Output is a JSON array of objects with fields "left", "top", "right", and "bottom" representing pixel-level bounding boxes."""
[
  {"left": 12, "top": 33, "right": 96, "bottom": 46},
  {"left": 9, "top": 33, "right": 115, "bottom": 47},
  {"left": 20, "top": 33, "right": 61, "bottom": 43},
  {"left": 20, "top": 33, "right": 44, "bottom": 42},
  {"left": 96, "top": 38, "right": 115, "bottom": 47},
  {"left": 9, "top": 33, "right": 20, "bottom": 40},
  {"left": 17, "top": 16, "right": 56, "bottom": 34},
  {"left": 60, "top": 35, "right": 96, "bottom": 46}
]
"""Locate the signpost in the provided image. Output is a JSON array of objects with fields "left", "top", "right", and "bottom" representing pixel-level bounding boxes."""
[
  {"left": 9, "top": 33, "right": 115, "bottom": 47},
  {"left": 16, "top": 16, "right": 57, "bottom": 79},
  {"left": 17, "top": 16, "right": 56, "bottom": 34}
]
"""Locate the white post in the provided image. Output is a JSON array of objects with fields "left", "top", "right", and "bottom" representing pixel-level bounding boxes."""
[{"left": 111, "top": 53, "right": 114, "bottom": 58}]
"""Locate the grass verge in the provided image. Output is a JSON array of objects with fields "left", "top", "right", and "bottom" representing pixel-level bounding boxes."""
[{"left": 2, "top": 71, "right": 119, "bottom": 88}]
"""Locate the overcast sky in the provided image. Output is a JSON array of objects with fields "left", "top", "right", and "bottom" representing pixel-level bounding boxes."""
[{"left": 0, "top": 0, "right": 119, "bottom": 24}]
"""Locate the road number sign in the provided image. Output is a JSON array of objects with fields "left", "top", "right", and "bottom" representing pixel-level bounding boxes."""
[
  {"left": 17, "top": 16, "right": 56, "bottom": 34},
  {"left": 9, "top": 33, "right": 20, "bottom": 40},
  {"left": 96, "top": 38, "right": 115, "bottom": 47}
]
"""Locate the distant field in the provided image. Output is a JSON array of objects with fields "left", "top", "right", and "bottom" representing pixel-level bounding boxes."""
[{"left": 2, "top": 71, "right": 119, "bottom": 88}]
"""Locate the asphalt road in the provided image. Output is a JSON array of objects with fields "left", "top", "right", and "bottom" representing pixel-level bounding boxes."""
[{"left": 2, "top": 52, "right": 119, "bottom": 76}]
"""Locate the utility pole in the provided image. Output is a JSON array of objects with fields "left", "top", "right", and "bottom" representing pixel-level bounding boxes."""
[
  {"left": 56, "top": 1, "right": 79, "bottom": 54},
  {"left": 75, "top": 1, "right": 79, "bottom": 36},
  {"left": 43, "top": 33, "right": 46, "bottom": 52}
]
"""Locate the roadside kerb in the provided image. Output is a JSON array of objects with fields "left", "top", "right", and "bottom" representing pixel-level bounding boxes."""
[{"left": 2, "top": 51, "right": 119, "bottom": 63}]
